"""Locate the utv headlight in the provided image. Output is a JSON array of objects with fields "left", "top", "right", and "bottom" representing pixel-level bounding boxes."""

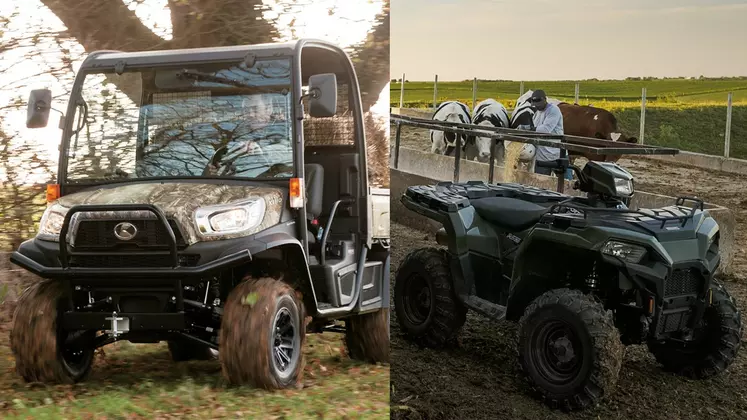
[
  {"left": 601, "top": 240, "right": 646, "bottom": 263},
  {"left": 36, "top": 203, "right": 68, "bottom": 241},
  {"left": 614, "top": 178, "right": 634, "bottom": 197},
  {"left": 195, "top": 198, "right": 266, "bottom": 236}
]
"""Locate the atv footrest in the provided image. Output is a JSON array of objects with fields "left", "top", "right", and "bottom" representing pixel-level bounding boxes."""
[
  {"left": 62, "top": 312, "right": 186, "bottom": 331},
  {"left": 461, "top": 295, "right": 506, "bottom": 321}
]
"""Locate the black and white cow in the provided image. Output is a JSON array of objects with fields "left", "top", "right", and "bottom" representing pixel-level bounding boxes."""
[
  {"left": 467, "top": 98, "right": 510, "bottom": 163},
  {"left": 430, "top": 101, "right": 471, "bottom": 157}
]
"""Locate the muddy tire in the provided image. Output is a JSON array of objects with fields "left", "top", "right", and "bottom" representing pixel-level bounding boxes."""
[
  {"left": 10, "top": 279, "right": 96, "bottom": 384},
  {"left": 647, "top": 281, "right": 743, "bottom": 379},
  {"left": 345, "top": 308, "right": 390, "bottom": 363},
  {"left": 219, "top": 276, "right": 305, "bottom": 389},
  {"left": 518, "top": 288, "right": 623, "bottom": 411},
  {"left": 394, "top": 247, "right": 467, "bottom": 348},
  {"left": 167, "top": 339, "right": 218, "bottom": 362}
]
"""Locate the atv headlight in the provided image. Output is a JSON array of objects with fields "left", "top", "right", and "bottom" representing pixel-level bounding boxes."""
[
  {"left": 195, "top": 198, "right": 266, "bottom": 236},
  {"left": 601, "top": 240, "right": 646, "bottom": 264},
  {"left": 614, "top": 178, "right": 634, "bottom": 197},
  {"left": 36, "top": 203, "right": 68, "bottom": 242}
]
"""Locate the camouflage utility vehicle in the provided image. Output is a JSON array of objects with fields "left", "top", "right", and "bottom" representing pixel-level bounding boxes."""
[{"left": 11, "top": 39, "right": 390, "bottom": 389}]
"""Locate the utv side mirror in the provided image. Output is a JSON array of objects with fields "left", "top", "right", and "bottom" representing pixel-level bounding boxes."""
[
  {"left": 308, "top": 73, "right": 337, "bottom": 118},
  {"left": 27, "top": 89, "right": 52, "bottom": 129}
]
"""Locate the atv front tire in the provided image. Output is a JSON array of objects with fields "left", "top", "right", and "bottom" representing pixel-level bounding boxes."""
[
  {"left": 394, "top": 247, "right": 467, "bottom": 348},
  {"left": 10, "top": 279, "right": 96, "bottom": 384},
  {"left": 647, "top": 280, "right": 742, "bottom": 379},
  {"left": 345, "top": 308, "right": 390, "bottom": 363},
  {"left": 518, "top": 288, "right": 623, "bottom": 411},
  {"left": 219, "top": 276, "right": 306, "bottom": 389}
]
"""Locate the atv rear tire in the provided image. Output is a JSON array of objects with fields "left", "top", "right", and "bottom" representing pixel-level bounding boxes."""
[
  {"left": 518, "top": 288, "right": 623, "bottom": 411},
  {"left": 10, "top": 279, "right": 96, "bottom": 384},
  {"left": 167, "top": 339, "right": 218, "bottom": 362},
  {"left": 394, "top": 247, "right": 467, "bottom": 348},
  {"left": 219, "top": 276, "right": 306, "bottom": 389},
  {"left": 647, "top": 281, "right": 742, "bottom": 379},
  {"left": 345, "top": 308, "right": 390, "bottom": 363}
]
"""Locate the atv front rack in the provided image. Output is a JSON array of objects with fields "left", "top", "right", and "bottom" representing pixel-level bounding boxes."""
[{"left": 547, "top": 196, "right": 706, "bottom": 229}]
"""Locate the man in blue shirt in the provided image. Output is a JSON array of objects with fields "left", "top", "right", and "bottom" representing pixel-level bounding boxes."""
[{"left": 526, "top": 90, "right": 564, "bottom": 176}]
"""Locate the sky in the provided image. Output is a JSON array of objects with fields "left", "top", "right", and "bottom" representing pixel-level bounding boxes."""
[{"left": 391, "top": 0, "right": 747, "bottom": 81}]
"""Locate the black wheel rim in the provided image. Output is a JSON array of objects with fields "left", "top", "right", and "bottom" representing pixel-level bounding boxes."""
[
  {"left": 402, "top": 274, "right": 432, "bottom": 326},
  {"left": 530, "top": 319, "right": 584, "bottom": 386},
  {"left": 60, "top": 330, "right": 93, "bottom": 377},
  {"left": 272, "top": 306, "right": 299, "bottom": 380}
]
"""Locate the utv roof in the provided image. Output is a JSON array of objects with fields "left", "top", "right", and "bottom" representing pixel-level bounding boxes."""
[{"left": 79, "top": 38, "right": 352, "bottom": 76}]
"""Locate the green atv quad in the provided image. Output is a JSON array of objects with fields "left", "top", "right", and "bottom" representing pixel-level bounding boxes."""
[{"left": 394, "top": 158, "right": 742, "bottom": 411}]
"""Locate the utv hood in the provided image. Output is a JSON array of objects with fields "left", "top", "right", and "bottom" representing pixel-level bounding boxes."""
[{"left": 54, "top": 182, "right": 284, "bottom": 245}]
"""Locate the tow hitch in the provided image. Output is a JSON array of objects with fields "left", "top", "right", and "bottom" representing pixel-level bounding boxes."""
[{"left": 105, "top": 311, "right": 130, "bottom": 339}]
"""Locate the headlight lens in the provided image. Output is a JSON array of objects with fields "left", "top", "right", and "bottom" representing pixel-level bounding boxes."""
[
  {"left": 601, "top": 240, "right": 646, "bottom": 263},
  {"left": 614, "top": 178, "right": 633, "bottom": 196},
  {"left": 195, "top": 198, "right": 266, "bottom": 236},
  {"left": 37, "top": 203, "right": 68, "bottom": 241}
]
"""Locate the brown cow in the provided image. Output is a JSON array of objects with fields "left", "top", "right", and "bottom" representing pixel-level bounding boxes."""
[{"left": 557, "top": 103, "right": 637, "bottom": 163}]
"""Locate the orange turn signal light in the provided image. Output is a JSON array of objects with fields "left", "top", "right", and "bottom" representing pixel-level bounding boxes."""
[
  {"left": 46, "top": 184, "right": 60, "bottom": 203},
  {"left": 647, "top": 296, "right": 654, "bottom": 315},
  {"left": 289, "top": 178, "right": 304, "bottom": 209}
]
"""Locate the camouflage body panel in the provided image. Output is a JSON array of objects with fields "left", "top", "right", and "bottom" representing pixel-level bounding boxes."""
[{"left": 55, "top": 182, "right": 285, "bottom": 245}]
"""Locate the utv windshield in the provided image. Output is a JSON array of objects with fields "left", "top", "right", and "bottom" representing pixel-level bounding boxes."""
[{"left": 64, "top": 57, "right": 294, "bottom": 183}]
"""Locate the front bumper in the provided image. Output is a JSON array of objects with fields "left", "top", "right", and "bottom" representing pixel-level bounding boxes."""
[
  {"left": 9, "top": 203, "right": 282, "bottom": 280},
  {"left": 11, "top": 247, "right": 252, "bottom": 279},
  {"left": 604, "top": 254, "right": 716, "bottom": 340}
]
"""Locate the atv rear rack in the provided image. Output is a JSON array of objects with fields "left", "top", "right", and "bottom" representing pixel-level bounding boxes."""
[
  {"left": 404, "top": 181, "right": 570, "bottom": 213},
  {"left": 547, "top": 196, "right": 705, "bottom": 229}
]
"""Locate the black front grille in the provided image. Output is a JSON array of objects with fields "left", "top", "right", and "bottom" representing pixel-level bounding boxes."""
[
  {"left": 69, "top": 253, "right": 200, "bottom": 268},
  {"left": 73, "top": 219, "right": 187, "bottom": 249},
  {"left": 656, "top": 310, "right": 692, "bottom": 335},
  {"left": 664, "top": 268, "right": 703, "bottom": 296}
]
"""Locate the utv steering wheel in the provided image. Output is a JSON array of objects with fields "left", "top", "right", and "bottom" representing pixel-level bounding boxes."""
[{"left": 203, "top": 132, "right": 286, "bottom": 176}]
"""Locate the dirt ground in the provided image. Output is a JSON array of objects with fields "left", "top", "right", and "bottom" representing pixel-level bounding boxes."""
[{"left": 390, "top": 126, "right": 747, "bottom": 419}]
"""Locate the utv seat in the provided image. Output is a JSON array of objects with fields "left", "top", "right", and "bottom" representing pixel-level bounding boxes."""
[
  {"left": 472, "top": 197, "right": 549, "bottom": 232},
  {"left": 304, "top": 163, "right": 324, "bottom": 244}
]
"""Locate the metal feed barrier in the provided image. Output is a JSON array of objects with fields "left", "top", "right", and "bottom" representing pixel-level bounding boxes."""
[{"left": 391, "top": 112, "right": 680, "bottom": 193}]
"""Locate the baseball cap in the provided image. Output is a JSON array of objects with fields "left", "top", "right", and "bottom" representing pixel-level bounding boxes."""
[{"left": 529, "top": 90, "right": 547, "bottom": 102}]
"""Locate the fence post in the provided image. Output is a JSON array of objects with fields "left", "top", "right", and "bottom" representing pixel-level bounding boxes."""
[
  {"left": 399, "top": 73, "right": 405, "bottom": 108},
  {"left": 725, "top": 92, "right": 733, "bottom": 158},
  {"left": 639, "top": 87, "right": 647, "bottom": 145},
  {"left": 574, "top": 83, "right": 580, "bottom": 104},
  {"left": 472, "top": 78, "right": 477, "bottom": 109},
  {"left": 519, "top": 81, "right": 524, "bottom": 96},
  {"left": 433, "top": 74, "right": 438, "bottom": 110}
]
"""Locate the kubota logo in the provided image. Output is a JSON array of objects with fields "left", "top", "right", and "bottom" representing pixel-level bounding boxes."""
[{"left": 113, "top": 222, "right": 138, "bottom": 241}]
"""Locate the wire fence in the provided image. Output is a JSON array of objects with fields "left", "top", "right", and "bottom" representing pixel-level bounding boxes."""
[{"left": 392, "top": 74, "right": 747, "bottom": 160}]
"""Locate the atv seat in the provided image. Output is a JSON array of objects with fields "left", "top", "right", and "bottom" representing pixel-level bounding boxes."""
[
  {"left": 305, "top": 163, "right": 324, "bottom": 243},
  {"left": 472, "top": 197, "right": 549, "bottom": 232}
]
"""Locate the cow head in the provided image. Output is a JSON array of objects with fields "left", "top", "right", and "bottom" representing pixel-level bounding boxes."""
[
  {"left": 430, "top": 111, "right": 468, "bottom": 155},
  {"left": 472, "top": 120, "right": 497, "bottom": 163}
]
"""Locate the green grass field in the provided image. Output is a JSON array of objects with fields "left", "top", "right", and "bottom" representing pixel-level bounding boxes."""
[
  {"left": 0, "top": 330, "right": 390, "bottom": 419},
  {"left": 390, "top": 78, "right": 747, "bottom": 159}
]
